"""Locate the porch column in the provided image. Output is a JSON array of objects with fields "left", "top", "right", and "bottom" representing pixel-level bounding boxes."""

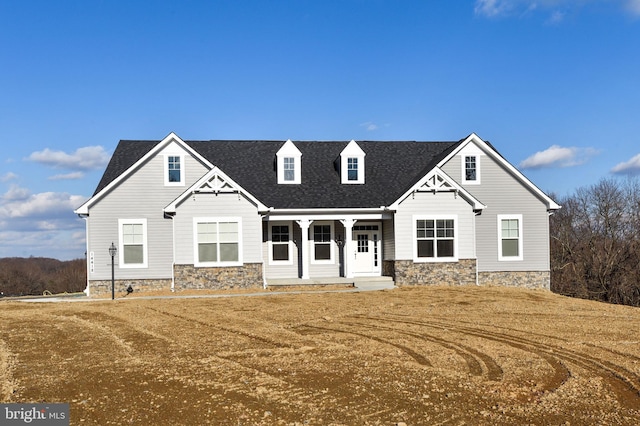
[
  {"left": 297, "top": 219, "right": 311, "bottom": 279},
  {"left": 340, "top": 218, "right": 355, "bottom": 278}
]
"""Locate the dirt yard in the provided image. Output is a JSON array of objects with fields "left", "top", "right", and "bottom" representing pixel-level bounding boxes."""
[{"left": 0, "top": 286, "right": 639, "bottom": 425}]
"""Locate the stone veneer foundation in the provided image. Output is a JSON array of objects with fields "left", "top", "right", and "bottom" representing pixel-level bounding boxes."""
[
  {"left": 88, "top": 279, "right": 172, "bottom": 296},
  {"left": 391, "top": 259, "right": 477, "bottom": 287},
  {"left": 173, "top": 263, "right": 263, "bottom": 291},
  {"left": 478, "top": 271, "right": 550, "bottom": 290}
]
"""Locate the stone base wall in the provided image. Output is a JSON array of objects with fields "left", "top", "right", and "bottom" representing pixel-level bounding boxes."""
[
  {"left": 174, "top": 263, "right": 263, "bottom": 291},
  {"left": 392, "top": 259, "right": 477, "bottom": 287},
  {"left": 88, "top": 279, "right": 172, "bottom": 296},
  {"left": 478, "top": 271, "right": 550, "bottom": 290}
]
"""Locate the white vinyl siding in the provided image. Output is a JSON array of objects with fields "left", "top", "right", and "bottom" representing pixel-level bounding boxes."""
[
  {"left": 394, "top": 191, "right": 475, "bottom": 261},
  {"left": 173, "top": 191, "right": 262, "bottom": 266},
  {"left": 85, "top": 149, "right": 207, "bottom": 281},
  {"left": 441, "top": 143, "right": 551, "bottom": 272}
]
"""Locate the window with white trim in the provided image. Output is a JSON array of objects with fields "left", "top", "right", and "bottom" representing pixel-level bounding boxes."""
[
  {"left": 118, "top": 219, "right": 148, "bottom": 268},
  {"left": 498, "top": 214, "right": 523, "bottom": 261},
  {"left": 269, "top": 223, "right": 292, "bottom": 264},
  {"left": 347, "top": 157, "right": 358, "bottom": 181},
  {"left": 414, "top": 216, "right": 457, "bottom": 262},
  {"left": 464, "top": 156, "right": 477, "bottom": 182},
  {"left": 340, "top": 140, "right": 365, "bottom": 184},
  {"left": 276, "top": 140, "right": 302, "bottom": 184},
  {"left": 283, "top": 157, "right": 295, "bottom": 182},
  {"left": 312, "top": 222, "right": 333, "bottom": 263},
  {"left": 194, "top": 218, "right": 242, "bottom": 266},
  {"left": 164, "top": 154, "right": 185, "bottom": 186}
]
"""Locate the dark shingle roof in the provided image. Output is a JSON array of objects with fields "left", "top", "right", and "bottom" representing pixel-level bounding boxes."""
[{"left": 95, "top": 139, "right": 462, "bottom": 209}]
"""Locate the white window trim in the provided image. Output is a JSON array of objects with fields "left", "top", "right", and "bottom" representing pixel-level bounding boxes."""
[
  {"left": 193, "top": 217, "right": 243, "bottom": 267},
  {"left": 118, "top": 218, "right": 148, "bottom": 269},
  {"left": 498, "top": 214, "right": 523, "bottom": 261},
  {"left": 412, "top": 214, "right": 459, "bottom": 263},
  {"left": 310, "top": 221, "right": 335, "bottom": 264},
  {"left": 461, "top": 154, "right": 481, "bottom": 185},
  {"left": 268, "top": 221, "right": 293, "bottom": 265},
  {"left": 340, "top": 140, "right": 365, "bottom": 184},
  {"left": 164, "top": 153, "right": 185, "bottom": 186},
  {"left": 276, "top": 140, "right": 302, "bottom": 184}
]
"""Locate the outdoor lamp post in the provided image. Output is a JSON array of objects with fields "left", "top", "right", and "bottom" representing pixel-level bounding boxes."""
[{"left": 109, "top": 242, "right": 117, "bottom": 300}]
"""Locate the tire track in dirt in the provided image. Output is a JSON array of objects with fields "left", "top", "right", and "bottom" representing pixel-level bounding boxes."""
[
  {"left": 143, "top": 306, "right": 294, "bottom": 350},
  {"left": 141, "top": 306, "right": 343, "bottom": 411},
  {"left": 295, "top": 324, "right": 432, "bottom": 367},
  {"left": 341, "top": 319, "right": 504, "bottom": 381},
  {"left": 380, "top": 314, "right": 640, "bottom": 408}
]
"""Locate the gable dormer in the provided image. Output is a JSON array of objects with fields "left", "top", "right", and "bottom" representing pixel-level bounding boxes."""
[
  {"left": 276, "top": 140, "right": 302, "bottom": 184},
  {"left": 340, "top": 140, "right": 365, "bottom": 184}
]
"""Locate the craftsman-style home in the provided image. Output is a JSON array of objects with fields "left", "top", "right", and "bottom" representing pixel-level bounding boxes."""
[{"left": 75, "top": 132, "right": 560, "bottom": 295}]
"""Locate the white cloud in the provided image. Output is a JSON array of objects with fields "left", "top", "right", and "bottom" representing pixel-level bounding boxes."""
[
  {"left": 474, "top": 0, "right": 640, "bottom": 19},
  {"left": 624, "top": 0, "right": 640, "bottom": 15},
  {"left": 360, "top": 121, "right": 379, "bottom": 131},
  {"left": 611, "top": 153, "right": 640, "bottom": 175},
  {"left": 0, "top": 172, "right": 18, "bottom": 183},
  {"left": 519, "top": 145, "right": 598, "bottom": 169},
  {"left": 27, "top": 146, "right": 110, "bottom": 171},
  {"left": 48, "top": 172, "right": 85, "bottom": 181},
  {"left": 0, "top": 187, "right": 86, "bottom": 220}
]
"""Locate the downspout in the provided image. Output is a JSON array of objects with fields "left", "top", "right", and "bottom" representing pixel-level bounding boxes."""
[
  {"left": 82, "top": 216, "right": 91, "bottom": 296},
  {"left": 170, "top": 213, "right": 176, "bottom": 292}
]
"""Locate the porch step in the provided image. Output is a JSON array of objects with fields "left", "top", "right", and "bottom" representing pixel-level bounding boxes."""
[
  {"left": 353, "top": 276, "right": 395, "bottom": 290},
  {"left": 266, "top": 276, "right": 395, "bottom": 291}
]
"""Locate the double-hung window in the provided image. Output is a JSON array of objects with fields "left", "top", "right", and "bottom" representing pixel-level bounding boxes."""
[
  {"left": 414, "top": 216, "right": 457, "bottom": 261},
  {"left": 312, "top": 223, "right": 333, "bottom": 262},
  {"left": 283, "top": 157, "right": 295, "bottom": 182},
  {"left": 194, "top": 218, "right": 242, "bottom": 266},
  {"left": 270, "top": 223, "right": 292, "bottom": 264},
  {"left": 465, "top": 156, "right": 477, "bottom": 181},
  {"left": 165, "top": 154, "right": 185, "bottom": 186},
  {"left": 498, "top": 215, "right": 523, "bottom": 261},
  {"left": 118, "top": 219, "right": 148, "bottom": 268},
  {"left": 347, "top": 157, "right": 358, "bottom": 181}
]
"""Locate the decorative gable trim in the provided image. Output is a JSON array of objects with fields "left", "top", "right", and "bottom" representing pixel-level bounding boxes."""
[
  {"left": 389, "top": 168, "right": 486, "bottom": 211},
  {"left": 340, "top": 140, "right": 366, "bottom": 184},
  {"left": 164, "top": 166, "right": 268, "bottom": 214},
  {"left": 439, "top": 133, "right": 561, "bottom": 210},
  {"left": 75, "top": 132, "right": 213, "bottom": 216},
  {"left": 276, "top": 140, "right": 302, "bottom": 184}
]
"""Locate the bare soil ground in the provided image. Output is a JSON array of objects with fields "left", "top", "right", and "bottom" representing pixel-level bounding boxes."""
[{"left": 0, "top": 286, "right": 639, "bottom": 425}]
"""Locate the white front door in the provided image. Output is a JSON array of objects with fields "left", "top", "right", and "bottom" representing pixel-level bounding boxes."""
[{"left": 351, "top": 224, "right": 381, "bottom": 276}]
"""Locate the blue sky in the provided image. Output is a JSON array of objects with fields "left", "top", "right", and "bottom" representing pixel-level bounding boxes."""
[{"left": 1, "top": 0, "right": 639, "bottom": 260}]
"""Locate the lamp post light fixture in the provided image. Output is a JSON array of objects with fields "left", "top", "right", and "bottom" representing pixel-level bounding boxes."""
[{"left": 108, "top": 242, "right": 117, "bottom": 300}]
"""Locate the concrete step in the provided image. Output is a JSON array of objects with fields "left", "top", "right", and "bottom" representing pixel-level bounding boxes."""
[{"left": 353, "top": 277, "right": 395, "bottom": 290}]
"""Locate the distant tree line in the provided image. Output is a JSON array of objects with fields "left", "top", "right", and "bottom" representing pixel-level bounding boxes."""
[
  {"left": 550, "top": 177, "right": 640, "bottom": 307},
  {"left": 0, "top": 257, "right": 86, "bottom": 297}
]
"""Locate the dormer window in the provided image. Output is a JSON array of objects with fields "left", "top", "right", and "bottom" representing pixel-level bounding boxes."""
[
  {"left": 340, "top": 140, "right": 365, "bottom": 184},
  {"left": 276, "top": 140, "right": 302, "bottom": 184},
  {"left": 283, "top": 157, "right": 295, "bottom": 182},
  {"left": 347, "top": 158, "right": 358, "bottom": 181}
]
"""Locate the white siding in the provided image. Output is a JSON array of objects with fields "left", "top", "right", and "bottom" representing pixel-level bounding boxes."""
[
  {"left": 442, "top": 145, "right": 551, "bottom": 272},
  {"left": 173, "top": 192, "right": 262, "bottom": 265},
  {"left": 87, "top": 151, "right": 209, "bottom": 281},
  {"left": 394, "top": 191, "right": 476, "bottom": 260}
]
